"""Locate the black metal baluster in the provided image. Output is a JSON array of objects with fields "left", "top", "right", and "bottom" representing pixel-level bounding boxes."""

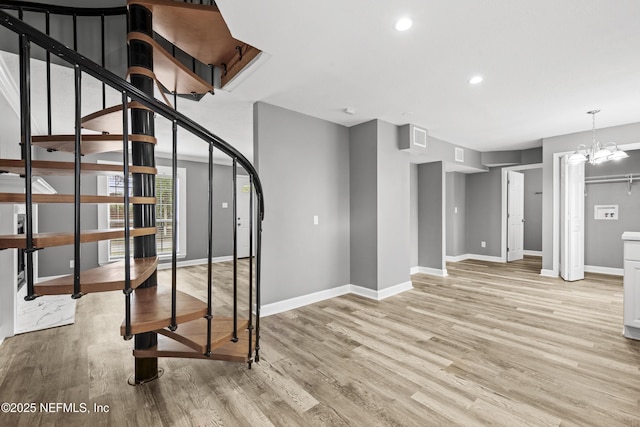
[
  {"left": 122, "top": 93, "right": 132, "bottom": 339},
  {"left": 231, "top": 158, "right": 238, "bottom": 342},
  {"left": 169, "top": 91, "right": 178, "bottom": 331},
  {"left": 72, "top": 13, "right": 77, "bottom": 52},
  {"left": 206, "top": 142, "right": 213, "bottom": 356},
  {"left": 101, "top": 14, "right": 106, "bottom": 110},
  {"left": 247, "top": 174, "right": 254, "bottom": 367},
  {"left": 45, "top": 11, "right": 51, "bottom": 135},
  {"left": 19, "top": 34, "right": 36, "bottom": 301},
  {"left": 71, "top": 64, "right": 82, "bottom": 300},
  {"left": 255, "top": 195, "right": 263, "bottom": 361}
]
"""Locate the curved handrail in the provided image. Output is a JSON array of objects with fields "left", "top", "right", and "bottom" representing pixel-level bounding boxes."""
[
  {"left": 0, "top": 9, "right": 264, "bottom": 218},
  {"left": 0, "top": 1, "right": 126, "bottom": 16}
]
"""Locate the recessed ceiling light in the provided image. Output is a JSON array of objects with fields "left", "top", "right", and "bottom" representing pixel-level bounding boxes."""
[
  {"left": 394, "top": 17, "right": 413, "bottom": 32},
  {"left": 469, "top": 75, "right": 484, "bottom": 85}
]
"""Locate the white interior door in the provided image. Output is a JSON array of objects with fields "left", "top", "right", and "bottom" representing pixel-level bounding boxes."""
[
  {"left": 507, "top": 171, "right": 525, "bottom": 262},
  {"left": 236, "top": 175, "right": 251, "bottom": 258},
  {"left": 560, "top": 156, "right": 585, "bottom": 281}
]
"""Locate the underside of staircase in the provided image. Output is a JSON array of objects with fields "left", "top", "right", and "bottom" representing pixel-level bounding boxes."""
[{"left": 0, "top": 0, "right": 264, "bottom": 382}]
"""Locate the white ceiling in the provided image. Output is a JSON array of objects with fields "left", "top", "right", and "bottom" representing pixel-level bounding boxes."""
[
  {"left": 9, "top": 1, "right": 640, "bottom": 163},
  {"left": 181, "top": 0, "right": 640, "bottom": 161}
]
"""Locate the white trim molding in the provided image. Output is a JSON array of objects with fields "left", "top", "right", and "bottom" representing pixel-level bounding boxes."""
[
  {"left": 260, "top": 281, "right": 414, "bottom": 317},
  {"left": 523, "top": 250, "right": 543, "bottom": 256},
  {"left": 412, "top": 267, "right": 448, "bottom": 277},
  {"left": 467, "top": 254, "right": 504, "bottom": 263},
  {"left": 584, "top": 265, "right": 623, "bottom": 276},
  {"left": 445, "top": 254, "right": 504, "bottom": 264},
  {"left": 540, "top": 269, "right": 558, "bottom": 278},
  {"left": 352, "top": 281, "right": 414, "bottom": 300}
]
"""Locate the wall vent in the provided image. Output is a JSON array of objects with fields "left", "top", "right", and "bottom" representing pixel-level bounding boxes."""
[
  {"left": 399, "top": 124, "right": 428, "bottom": 153},
  {"left": 413, "top": 127, "right": 427, "bottom": 148},
  {"left": 455, "top": 147, "right": 464, "bottom": 162}
]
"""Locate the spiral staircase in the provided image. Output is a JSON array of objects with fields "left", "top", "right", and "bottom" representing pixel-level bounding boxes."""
[{"left": 0, "top": 0, "right": 264, "bottom": 384}]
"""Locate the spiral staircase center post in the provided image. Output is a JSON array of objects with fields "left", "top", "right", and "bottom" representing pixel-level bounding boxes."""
[{"left": 128, "top": 3, "right": 159, "bottom": 384}]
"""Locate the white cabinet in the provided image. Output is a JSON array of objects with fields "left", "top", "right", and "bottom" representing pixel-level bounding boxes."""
[{"left": 622, "top": 232, "right": 640, "bottom": 340}]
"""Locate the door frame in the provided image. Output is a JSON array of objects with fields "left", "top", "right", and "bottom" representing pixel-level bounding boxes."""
[{"left": 500, "top": 163, "right": 542, "bottom": 263}]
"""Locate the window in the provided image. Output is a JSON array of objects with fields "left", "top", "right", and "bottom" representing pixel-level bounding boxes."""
[{"left": 98, "top": 163, "right": 187, "bottom": 264}]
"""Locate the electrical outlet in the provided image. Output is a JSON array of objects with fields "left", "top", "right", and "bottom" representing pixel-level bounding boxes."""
[
  {"left": 70, "top": 260, "right": 74, "bottom": 269},
  {"left": 313, "top": 215, "right": 319, "bottom": 225},
  {"left": 481, "top": 241, "right": 486, "bottom": 248}
]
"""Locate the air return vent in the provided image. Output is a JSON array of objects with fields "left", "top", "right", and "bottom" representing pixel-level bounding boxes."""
[
  {"left": 399, "top": 124, "right": 428, "bottom": 153},
  {"left": 455, "top": 147, "right": 464, "bottom": 162}
]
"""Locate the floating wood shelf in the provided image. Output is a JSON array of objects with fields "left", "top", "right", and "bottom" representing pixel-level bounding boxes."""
[
  {"left": 31, "top": 134, "right": 156, "bottom": 155},
  {"left": 34, "top": 256, "right": 158, "bottom": 295},
  {"left": 0, "top": 193, "right": 155, "bottom": 204},
  {"left": 128, "top": 32, "right": 213, "bottom": 95},
  {"left": 0, "top": 227, "right": 157, "bottom": 249},
  {"left": 81, "top": 102, "right": 149, "bottom": 134},
  {"left": 120, "top": 286, "right": 208, "bottom": 336},
  {"left": 0, "top": 159, "right": 157, "bottom": 176},
  {"left": 157, "top": 316, "right": 249, "bottom": 354},
  {"left": 128, "top": 0, "right": 261, "bottom": 88},
  {"left": 133, "top": 326, "right": 255, "bottom": 363}
]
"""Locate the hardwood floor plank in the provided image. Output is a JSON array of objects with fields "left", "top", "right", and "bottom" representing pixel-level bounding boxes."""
[{"left": 1, "top": 256, "right": 640, "bottom": 426}]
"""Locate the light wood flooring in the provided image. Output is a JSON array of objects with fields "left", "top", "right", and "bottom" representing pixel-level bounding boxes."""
[{"left": 0, "top": 256, "right": 639, "bottom": 426}]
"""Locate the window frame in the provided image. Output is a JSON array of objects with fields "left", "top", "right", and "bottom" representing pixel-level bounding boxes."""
[{"left": 97, "top": 161, "right": 187, "bottom": 265}]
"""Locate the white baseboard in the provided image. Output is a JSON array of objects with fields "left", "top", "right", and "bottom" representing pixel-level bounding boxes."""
[
  {"left": 412, "top": 266, "right": 448, "bottom": 277},
  {"left": 446, "top": 254, "right": 504, "bottom": 263},
  {"left": 623, "top": 326, "right": 640, "bottom": 340},
  {"left": 540, "top": 269, "right": 558, "bottom": 278},
  {"left": 260, "top": 285, "right": 351, "bottom": 317},
  {"left": 523, "top": 250, "right": 542, "bottom": 256},
  {"left": 464, "top": 254, "right": 504, "bottom": 263},
  {"left": 157, "top": 256, "right": 232, "bottom": 270},
  {"left": 585, "top": 265, "right": 624, "bottom": 276},
  {"left": 260, "top": 281, "right": 414, "bottom": 317},
  {"left": 351, "top": 281, "right": 414, "bottom": 301}
]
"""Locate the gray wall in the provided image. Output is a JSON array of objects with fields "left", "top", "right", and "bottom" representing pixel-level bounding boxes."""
[
  {"left": 583, "top": 150, "right": 640, "bottom": 268},
  {"left": 376, "top": 120, "right": 411, "bottom": 288},
  {"left": 349, "top": 120, "right": 378, "bottom": 290},
  {"left": 37, "top": 150, "right": 236, "bottom": 277},
  {"left": 465, "top": 168, "right": 502, "bottom": 257},
  {"left": 253, "top": 102, "right": 350, "bottom": 305},
  {"left": 410, "top": 164, "right": 419, "bottom": 267},
  {"left": 523, "top": 168, "right": 543, "bottom": 252},
  {"left": 446, "top": 172, "right": 466, "bottom": 257},
  {"left": 418, "top": 162, "right": 444, "bottom": 270}
]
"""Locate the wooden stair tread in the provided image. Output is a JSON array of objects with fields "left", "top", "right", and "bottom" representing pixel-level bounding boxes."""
[
  {"left": 32, "top": 134, "right": 156, "bottom": 155},
  {"left": 0, "top": 159, "right": 157, "bottom": 176},
  {"left": 128, "top": 32, "right": 213, "bottom": 95},
  {"left": 157, "top": 316, "right": 249, "bottom": 354},
  {"left": 127, "top": 0, "right": 261, "bottom": 87},
  {"left": 34, "top": 256, "right": 158, "bottom": 295},
  {"left": 120, "top": 286, "right": 208, "bottom": 336},
  {"left": 133, "top": 327, "right": 255, "bottom": 363},
  {"left": 0, "top": 227, "right": 156, "bottom": 249},
  {"left": 0, "top": 193, "right": 155, "bottom": 204},
  {"left": 81, "top": 102, "right": 149, "bottom": 134}
]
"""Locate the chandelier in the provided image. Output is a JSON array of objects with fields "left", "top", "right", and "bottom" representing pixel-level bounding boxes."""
[{"left": 567, "top": 110, "right": 628, "bottom": 165}]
